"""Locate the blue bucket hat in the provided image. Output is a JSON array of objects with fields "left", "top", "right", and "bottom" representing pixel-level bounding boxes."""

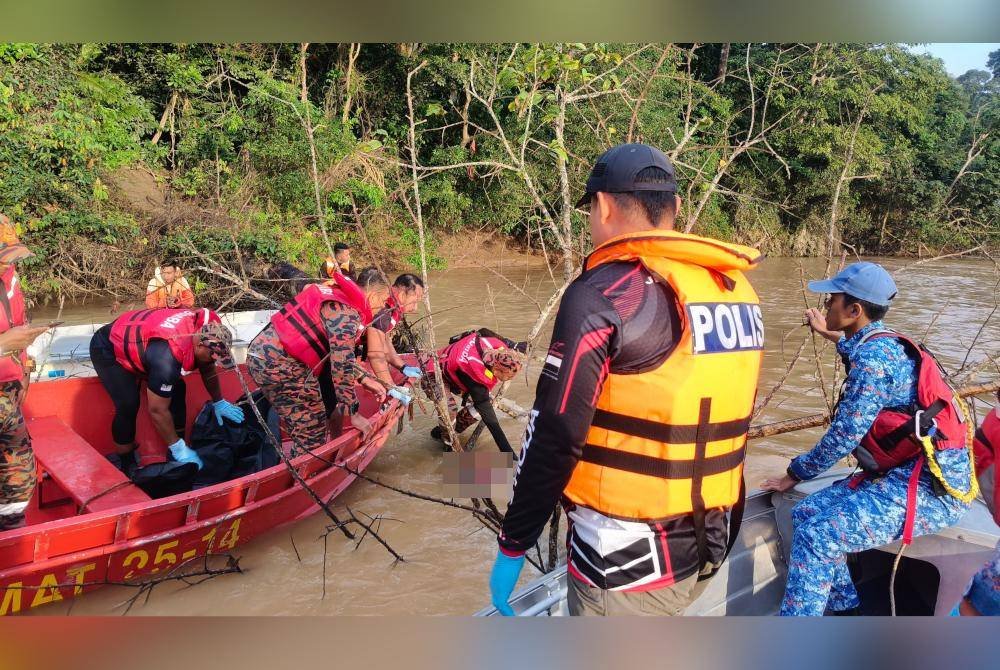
[{"left": 807, "top": 262, "right": 897, "bottom": 307}]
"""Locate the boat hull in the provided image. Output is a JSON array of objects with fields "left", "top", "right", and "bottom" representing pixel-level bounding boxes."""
[{"left": 0, "top": 363, "right": 408, "bottom": 615}]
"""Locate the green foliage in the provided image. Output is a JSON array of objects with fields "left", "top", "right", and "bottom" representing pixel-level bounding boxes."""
[{"left": 0, "top": 42, "right": 997, "bottom": 304}]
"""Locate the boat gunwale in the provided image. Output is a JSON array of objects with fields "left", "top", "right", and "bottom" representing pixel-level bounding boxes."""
[{"left": 0, "top": 393, "right": 407, "bottom": 577}]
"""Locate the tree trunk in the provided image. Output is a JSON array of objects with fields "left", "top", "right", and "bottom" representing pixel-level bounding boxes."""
[{"left": 716, "top": 43, "right": 730, "bottom": 83}]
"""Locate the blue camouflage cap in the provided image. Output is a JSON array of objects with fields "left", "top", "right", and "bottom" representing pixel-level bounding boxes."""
[{"left": 807, "top": 262, "right": 897, "bottom": 307}]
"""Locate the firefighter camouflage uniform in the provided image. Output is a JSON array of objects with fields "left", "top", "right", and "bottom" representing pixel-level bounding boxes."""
[
  {"left": 421, "top": 371, "right": 481, "bottom": 442},
  {"left": 781, "top": 321, "right": 971, "bottom": 615},
  {"left": 248, "top": 302, "right": 363, "bottom": 454},
  {"left": 0, "top": 380, "right": 32, "bottom": 531}
]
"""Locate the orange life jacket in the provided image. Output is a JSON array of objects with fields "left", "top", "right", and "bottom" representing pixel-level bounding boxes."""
[{"left": 564, "top": 230, "right": 764, "bottom": 523}]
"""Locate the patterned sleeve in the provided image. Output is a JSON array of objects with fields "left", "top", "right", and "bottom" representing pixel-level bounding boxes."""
[
  {"left": 789, "top": 342, "right": 900, "bottom": 480},
  {"left": 319, "top": 302, "right": 362, "bottom": 415}
]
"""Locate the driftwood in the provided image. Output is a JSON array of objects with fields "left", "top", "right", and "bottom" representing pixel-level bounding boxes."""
[
  {"left": 749, "top": 381, "right": 999, "bottom": 440},
  {"left": 497, "top": 382, "right": 1000, "bottom": 442}
]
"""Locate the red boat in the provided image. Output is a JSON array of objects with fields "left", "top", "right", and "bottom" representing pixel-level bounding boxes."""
[{"left": 0, "top": 365, "right": 410, "bottom": 615}]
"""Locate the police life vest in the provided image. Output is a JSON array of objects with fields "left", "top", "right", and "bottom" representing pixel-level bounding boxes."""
[
  {"left": 842, "top": 328, "right": 977, "bottom": 544},
  {"left": 563, "top": 230, "right": 764, "bottom": 526},
  {"left": 973, "top": 408, "right": 999, "bottom": 524},
  {"left": 270, "top": 278, "right": 373, "bottom": 374},
  {"left": 848, "top": 330, "right": 968, "bottom": 475},
  {"left": 439, "top": 331, "right": 508, "bottom": 394},
  {"left": 0, "top": 266, "right": 28, "bottom": 383},
  {"left": 110, "top": 307, "right": 220, "bottom": 375}
]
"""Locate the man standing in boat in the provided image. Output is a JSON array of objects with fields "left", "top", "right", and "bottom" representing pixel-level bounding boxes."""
[
  {"left": 362, "top": 272, "right": 426, "bottom": 389},
  {"left": 762, "top": 263, "right": 974, "bottom": 616},
  {"left": 489, "top": 143, "right": 764, "bottom": 615},
  {"left": 247, "top": 269, "right": 391, "bottom": 453},
  {"left": 0, "top": 214, "right": 51, "bottom": 531},
  {"left": 89, "top": 308, "right": 246, "bottom": 474}
]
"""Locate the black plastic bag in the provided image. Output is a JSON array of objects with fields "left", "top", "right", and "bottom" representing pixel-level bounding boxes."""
[{"left": 189, "top": 391, "right": 281, "bottom": 489}]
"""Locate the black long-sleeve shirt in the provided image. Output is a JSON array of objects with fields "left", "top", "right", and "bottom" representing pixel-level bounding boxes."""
[{"left": 500, "top": 260, "right": 710, "bottom": 557}]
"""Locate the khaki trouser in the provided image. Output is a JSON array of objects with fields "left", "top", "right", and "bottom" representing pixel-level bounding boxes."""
[{"left": 567, "top": 562, "right": 719, "bottom": 616}]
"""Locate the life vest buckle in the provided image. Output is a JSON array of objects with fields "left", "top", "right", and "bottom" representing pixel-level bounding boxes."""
[{"left": 912, "top": 409, "right": 938, "bottom": 441}]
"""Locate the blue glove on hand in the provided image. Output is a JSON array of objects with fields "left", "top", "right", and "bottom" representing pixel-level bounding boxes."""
[
  {"left": 401, "top": 365, "right": 423, "bottom": 380},
  {"left": 213, "top": 399, "right": 245, "bottom": 425},
  {"left": 489, "top": 550, "right": 525, "bottom": 616},
  {"left": 168, "top": 438, "right": 204, "bottom": 470},
  {"left": 388, "top": 387, "right": 412, "bottom": 406}
]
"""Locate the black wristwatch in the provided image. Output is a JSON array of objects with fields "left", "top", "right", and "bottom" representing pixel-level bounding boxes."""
[{"left": 786, "top": 465, "right": 803, "bottom": 483}]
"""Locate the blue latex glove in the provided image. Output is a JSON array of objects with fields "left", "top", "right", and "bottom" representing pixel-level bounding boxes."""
[
  {"left": 489, "top": 550, "right": 525, "bottom": 616},
  {"left": 401, "top": 365, "right": 423, "bottom": 380},
  {"left": 388, "top": 387, "right": 412, "bottom": 407},
  {"left": 213, "top": 399, "right": 245, "bottom": 425},
  {"left": 949, "top": 603, "right": 962, "bottom": 616},
  {"left": 168, "top": 438, "right": 204, "bottom": 470}
]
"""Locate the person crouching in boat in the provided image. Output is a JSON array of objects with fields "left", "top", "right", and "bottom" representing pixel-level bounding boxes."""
[
  {"left": 0, "top": 215, "right": 51, "bottom": 531},
  {"left": 762, "top": 262, "right": 975, "bottom": 616},
  {"left": 953, "top": 391, "right": 999, "bottom": 616},
  {"left": 247, "top": 271, "right": 389, "bottom": 453},
  {"left": 490, "top": 143, "right": 763, "bottom": 616},
  {"left": 363, "top": 272, "right": 425, "bottom": 389},
  {"left": 90, "top": 308, "right": 245, "bottom": 475},
  {"left": 424, "top": 329, "right": 526, "bottom": 453}
]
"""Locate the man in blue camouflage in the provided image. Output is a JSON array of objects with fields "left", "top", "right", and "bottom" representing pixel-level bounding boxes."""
[{"left": 762, "top": 262, "right": 972, "bottom": 616}]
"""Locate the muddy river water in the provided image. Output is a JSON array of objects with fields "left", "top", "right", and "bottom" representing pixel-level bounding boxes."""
[{"left": 31, "top": 256, "right": 999, "bottom": 615}]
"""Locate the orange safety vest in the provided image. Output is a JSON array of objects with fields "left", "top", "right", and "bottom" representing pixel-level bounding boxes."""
[{"left": 564, "top": 230, "right": 764, "bottom": 522}]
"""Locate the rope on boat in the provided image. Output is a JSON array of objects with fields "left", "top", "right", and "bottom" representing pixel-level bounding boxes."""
[
  {"left": 889, "top": 543, "right": 906, "bottom": 617},
  {"left": 78, "top": 480, "right": 135, "bottom": 513}
]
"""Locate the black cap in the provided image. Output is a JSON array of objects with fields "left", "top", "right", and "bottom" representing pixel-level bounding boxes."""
[{"left": 575, "top": 143, "right": 677, "bottom": 208}]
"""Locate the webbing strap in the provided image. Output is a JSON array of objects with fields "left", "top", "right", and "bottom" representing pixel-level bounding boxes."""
[
  {"left": 579, "top": 443, "right": 746, "bottom": 479},
  {"left": 591, "top": 408, "right": 751, "bottom": 445},
  {"left": 692, "top": 398, "right": 711, "bottom": 574},
  {"left": 902, "top": 455, "right": 925, "bottom": 545}
]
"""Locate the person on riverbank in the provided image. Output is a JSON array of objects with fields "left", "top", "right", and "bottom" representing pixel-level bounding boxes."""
[
  {"left": 247, "top": 270, "right": 389, "bottom": 453},
  {"left": 761, "top": 262, "right": 975, "bottom": 616},
  {"left": 424, "top": 328, "right": 526, "bottom": 453},
  {"left": 490, "top": 143, "right": 764, "bottom": 616},
  {"left": 363, "top": 271, "right": 425, "bottom": 388},
  {"left": 89, "top": 308, "right": 245, "bottom": 474},
  {"left": 0, "top": 215, "right": 51, "bottom": 531},
  {"left": 953, "top": 392, "right": 999, "bottom": 616},
  {"left": 145, "top": 259, "right": 195, "bottom": 309},
  {"left": 321, "top": 243, "right": 355, "bottom": 281}
]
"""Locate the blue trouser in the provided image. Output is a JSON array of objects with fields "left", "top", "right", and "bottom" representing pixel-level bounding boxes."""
[{"left": 780, "top": 469, "right": 967, "bottom": 616}]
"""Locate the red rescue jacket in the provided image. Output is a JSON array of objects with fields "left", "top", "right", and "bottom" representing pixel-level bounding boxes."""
[
  {"left": 974, "top": 408, "right": 1000, "bottom": 525},
  {"left": 0, "top": 266, "right": 28, "bottom": 383},
  {"left": 439, "top": 332, "right": 507, "bottom": 394},
  {"left": 110, "top": 308, "right": 220, "bottom": 375},
  {"left": 270, "top": 278, "right": 373, "bottom": 374}
]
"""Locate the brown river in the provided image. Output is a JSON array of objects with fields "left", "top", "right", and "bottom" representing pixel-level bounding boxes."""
[{"left": 29, "top": 256, "right": 999, "bottom": 615}]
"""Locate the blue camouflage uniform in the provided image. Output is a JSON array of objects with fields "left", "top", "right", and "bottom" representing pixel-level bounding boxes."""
[
  {"left": 780, "top": 321, "right": 971, "bottom": 616},
  {"left": 962, "top": 541, "right": 1000, "bottom": 615}
]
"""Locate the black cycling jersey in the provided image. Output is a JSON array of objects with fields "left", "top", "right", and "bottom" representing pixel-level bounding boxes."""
[{"left": 499, "top": 259, "right": 728, "bottom": 572}]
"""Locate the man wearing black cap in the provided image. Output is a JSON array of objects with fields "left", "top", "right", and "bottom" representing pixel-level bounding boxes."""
[{"left": 489, "top": 144, "right": 764, "bottom": 615}]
